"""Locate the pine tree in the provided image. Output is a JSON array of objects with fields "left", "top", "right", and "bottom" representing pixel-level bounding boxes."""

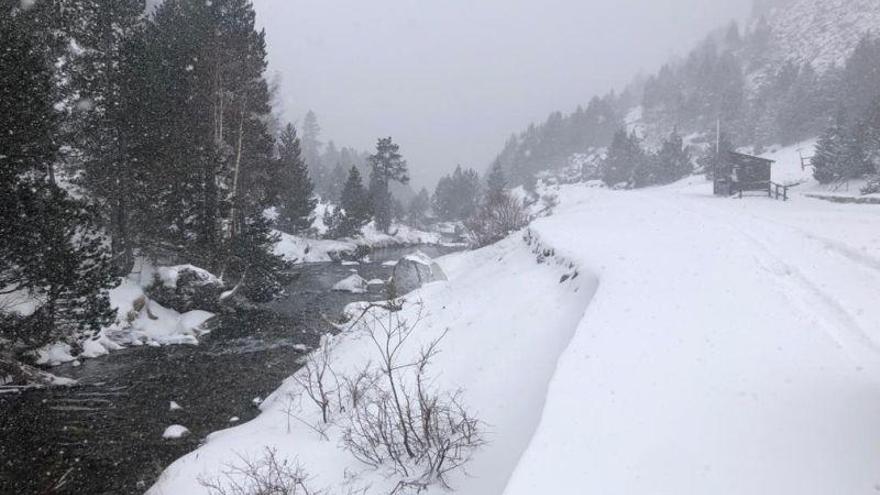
[
  {"left": 811, "top": 108, "right": 868, "bottom": 184},
  {"left": 301, "top": 110, "right": 325, "bottom": 191},
  {"left": 275, "top": 124, "right": 316, "bottom": 234},
  {"left": 325, "top": 162, "right": 348, "bottom": 202},
  {"left": 408, "top": 187, "right": 431, "bottom": 227},
  {"left": 1, "top": 3, "right": 118, "bottom": 352},
  {"left": 842, "top": 35, "right": 880, "bottom": 118},
  {"left": 227, "top": 213, "right": 290, "bottom": 303},
  {"left": 654, "top": 130, "right": 692, "bottom": 184},
  {"left": 433, "top": 166, "right": 481, "bottom": 221},
  {"left": 144, "top": 0, "right": 284, "bottom": 299},
  {"left": 325, "top": 167, "right": 370, "bottom": 238},
  {"left": 701, "top": 132, "right": 735, "bottom": 181},
  {"left": 486, "top": 159, "right": 508, "bottom": 203},
  {"left": 601, "top": 129, "right": 646, "bottom": 187},
  {"left": 859, "top": 98, "right": 880, "bottom": 176},
  {"left": 368, "top": 137, "right": 410, "bottom": 233},
  {"left": 63, "top": 0, "right": 147, "bottom": 275}
]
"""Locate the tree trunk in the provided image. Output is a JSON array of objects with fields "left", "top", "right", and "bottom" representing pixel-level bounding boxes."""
[{"left": 229, "top": 97, "right": 246, "bottom": 241}]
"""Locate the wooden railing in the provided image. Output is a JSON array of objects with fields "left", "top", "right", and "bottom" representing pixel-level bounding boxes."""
[
  {"left": 733, "top": 181, "right": 790, "bottom": 201},
  {"left": 769, "top": 182, "right": 790, "bottom": 201}
]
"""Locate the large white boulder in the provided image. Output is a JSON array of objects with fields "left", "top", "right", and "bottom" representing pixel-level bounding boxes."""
[{"left": 391, "top": 251, "right": 447, "bottom": 293}]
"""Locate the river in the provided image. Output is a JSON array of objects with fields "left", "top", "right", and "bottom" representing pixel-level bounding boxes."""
[{"left": 0, "top": 245, "right": 458, "bottom": 495}]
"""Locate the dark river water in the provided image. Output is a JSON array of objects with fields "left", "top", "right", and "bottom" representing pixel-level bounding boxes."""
[{"left": 0, "top": 245, "right": 458, "bottom": 495}]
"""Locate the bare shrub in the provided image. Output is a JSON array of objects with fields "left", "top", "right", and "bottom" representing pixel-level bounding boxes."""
[
  {"left": 465, "top": 193, "right": 530, "bottom": 248},
  {"left": 341, "top": 305, "right": 485, "bottom": 489},
  {"left": 861, "top": 174, "right": 880, "bottom": 195},
  {"left": 199, "top": 448, "right": 318, "bottom": 495},
  {"left": 292, "top": 335, "right": 339, "bottom": 426}
]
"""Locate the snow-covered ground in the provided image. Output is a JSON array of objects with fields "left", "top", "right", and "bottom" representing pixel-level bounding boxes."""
[{"left": 150, "top": 158, "right": 880, "bottom": 494}]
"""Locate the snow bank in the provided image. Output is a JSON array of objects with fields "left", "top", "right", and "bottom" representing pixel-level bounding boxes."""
[
  {"left": 274, "top": 231, "right": 357, "bottom": 263},
  {"left": 358, "top": 221, "right": 442, "bottom": 248},
  {"left": 274, "top": 222, "right": 443, "bottom": 264},
  {"left": 148, "top": 235, "right": 591, "bottom": 495}
]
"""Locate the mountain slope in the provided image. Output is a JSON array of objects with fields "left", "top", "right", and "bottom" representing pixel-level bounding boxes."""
[{"left": 762, "top": 0, "right": 880, "bottom": 72}]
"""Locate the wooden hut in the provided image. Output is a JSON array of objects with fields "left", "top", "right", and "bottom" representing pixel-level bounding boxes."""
[{"left": 714, "top": 151, "right": 775, "bottom": 198}]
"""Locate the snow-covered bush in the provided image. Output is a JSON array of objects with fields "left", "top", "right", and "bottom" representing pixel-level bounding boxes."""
[
  {"left": 340, "top": 304, "right": 484, "bottom": 489},
  {"left": 285, "top": 300, "right": 484, "bottom": 491},
  {"left": 199, "top": 448, "right": 317, "bottom": 495},
  {"left": 465, "top": 193, "right": 531, "bottom": 248}
]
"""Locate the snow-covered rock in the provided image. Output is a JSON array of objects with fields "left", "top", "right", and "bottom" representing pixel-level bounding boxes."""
[
  {"left": 162, "top": 425, "right": 191, "bottom": 439},
  {"left": 147, "top": 265, "right": 226, "bottom": 313},
  {"left": 390, "top": 251, "right": 447, "bottom": 293},
  {"left": 331, "top": 274, "right": 368, "bottom": 294}
]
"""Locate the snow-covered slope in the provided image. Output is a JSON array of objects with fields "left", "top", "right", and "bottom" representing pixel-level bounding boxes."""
[
  {"left": 503, "top": 181, "right": 880, "bottom": 495},
  {"left": 762, "top": 0, "right": 880, "bottom": 72}
]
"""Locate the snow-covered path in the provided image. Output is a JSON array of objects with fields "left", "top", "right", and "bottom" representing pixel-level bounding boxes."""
[{"left": 504, "top": 182, "right": 880, "bottom": 495}]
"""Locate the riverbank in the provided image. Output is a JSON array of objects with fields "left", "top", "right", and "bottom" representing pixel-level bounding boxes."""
[
  {"left": 273, "top": 221, "right": 458, "bottom": 264},
  {"left": 0, "top": 246, "right": 458, "bottom": 494},
  {"left": 147, "top": 234, "right": 590, "bottom": 494}
]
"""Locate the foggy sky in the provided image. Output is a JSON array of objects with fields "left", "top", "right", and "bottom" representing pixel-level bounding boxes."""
[{"left": 252, "top": 0, "right": 752, "bottom": 188}]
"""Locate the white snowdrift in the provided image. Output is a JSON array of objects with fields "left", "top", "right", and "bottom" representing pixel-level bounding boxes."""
[{"left": 148, "top": 235, "right": 591, "bottom": 495}]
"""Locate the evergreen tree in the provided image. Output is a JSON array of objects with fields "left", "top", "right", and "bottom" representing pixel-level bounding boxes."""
[
  {"left": 325, "top": 162, "right": 348, "bottom": 202},
  {"left": 227, "top": 213, "right": 290, "bottom": 302},
  {"left": 144, "top": 0, "right": 283, "bottom": 299},
  {"left": 486, "top": 159, "right": 508, "bottom": 203},
  {"left": 0, "top": 2, "right": 117, "bottom": 352},
  {"left": 859, "top": 98, "right": 880, "bottom": 176},
  {"left": 654, "top": 130, "right": 692, "bottom": 184},
  {"left": 433, "top": 166, "right": 481, "bottom": 221},
  {"left": 64, "top": 0, "right": 147, "bottom": 275},
  {"left": 340, "top": 167, "right": 371, "bottom": 224},
  {"left": 812, "top": 108, "right": 864, "bottom": 184},
  {"left": 601, "top": 129, "right": 646, "bottom": 187},
  {"left": 842, "top": 36, "right": 880, "bottom": 118},
  {"left": 368, "top": 137, "right": 410, "bottom": 233},
  {"left": 301, "top": 110, "right": 325, "bottom": 191},
  {"left": 700, "top": 132, "right": 735, "bottom": 180},
  {"left": 275, "top": 124, "right": 316, "bottom": 234},
  {"left": 324, "top": 166, "right": 370, "bottom": 238},
  {"left": 407, "top": 187, "right": 431, "bottom": 227}
]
